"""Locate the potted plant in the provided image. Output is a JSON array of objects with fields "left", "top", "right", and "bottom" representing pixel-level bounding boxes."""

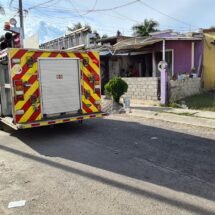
[
  {"left": 191, "top": 67, "right": 197, "bottom": 78},
  {"left": 105, "top": 77, "right": 128, "bottom": 103}
]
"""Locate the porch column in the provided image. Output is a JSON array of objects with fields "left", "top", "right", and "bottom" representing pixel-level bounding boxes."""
[
  {"left": 191, "top": 42, "right": 195, "bottom": 69},
  {"left": 152, "top": 51, "right": 156, "bottom": 77},
  {"left": 162, "top": 39, "right": 166, "bottom": 61},
  {"left": 160, "top": 39, "right": 168, "bottom": 105}
]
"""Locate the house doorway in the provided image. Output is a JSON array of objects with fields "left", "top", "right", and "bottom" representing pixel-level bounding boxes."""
[
  {"left": 141, "top": 53, "right": 153, "bottom": 77},
  {"left": 100, "top": 57, "right": 110, "bottom": 94}
]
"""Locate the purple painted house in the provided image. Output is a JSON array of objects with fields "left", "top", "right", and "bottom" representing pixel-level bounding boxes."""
[
  {"left": 101, "top": 30, "right": 203, "bottom": 80},
  {"left": 151, "top": 30, "right": 203, "bottom": 77}
]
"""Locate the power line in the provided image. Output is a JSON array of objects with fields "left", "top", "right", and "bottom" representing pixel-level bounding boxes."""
[
  {"left": 22, "top": 0, "right": 201, "bottom": 40},
  {"left": 28, "top": 0, "right": 57, "bottom": 10},
  {"left": 29, "top": 10, "right": 195, "bottom": 35},
  {"left": 85, "top": 0, "right": 140, "bottom": 12},
  {"left": 27, "top": 0, "right": 140, "bottom": 14},
  {"left": 138, "top": 0, "right": 200, "bottom": 29},
  {"left": 67, "top": 0, "right": 87, "bottom": 22},
  {"left": 82, "top": 0, "right": 98, "bottom": 15},
  {"left": 112, "top": 10, "right": 198, "bottom": 31},
  {"left": 9, "top": 0, "right": 15, "bottom": 8},
  {"left": 35, "top": 0, "right": 60, "bottom": 9},
  {"left": 27, "top": 0, "right": 199, "bottom": 31},
  {"left": 26, "top": 10, "right": 129, "bottom": 31},
  {"left": 112, "top": 10, "right": 139, "bottom": 23}
]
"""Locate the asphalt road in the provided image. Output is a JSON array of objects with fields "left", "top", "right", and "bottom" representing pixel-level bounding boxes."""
[{"left": 0, "top": 115, "right": 215, "bottom": 215}]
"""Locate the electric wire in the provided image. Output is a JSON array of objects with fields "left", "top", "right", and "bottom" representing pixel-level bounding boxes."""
[
  {"left": 27, "top": 0, "right": 140, "bottom": 13},
  {"left": 27, "top": 4, "right": 198, "bottom": 34},
  {"left": 28, "top": 0, "right": 57, "bottom": 10},
  {"left": 9, "top": 0, "right": 15, "bottom": 8},
  {"left": 66, "top": 0, "right": 87, "bottom": 23},
  {"left": 25, "top": 0, "right": 199, "bottom": 31},
  {"left": 2, "top": 0, "right": 202, "bottom": 42},
  {"left": 81, "top": 0, "right": 98, "bottom": 16},
  {"left": 138, "top": 0, "right": 200, "bottom": 29}
]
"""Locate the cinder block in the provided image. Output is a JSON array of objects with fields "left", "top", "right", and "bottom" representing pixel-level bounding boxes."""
[
  {"left": 140, "top": 88, "right": 146, "bottom": 92},
  {"left": 146, "top": 96, "right": 152, "bottom": 100},
  {"left": 151, "top": 96, "right": 158, "bottom": 101}
]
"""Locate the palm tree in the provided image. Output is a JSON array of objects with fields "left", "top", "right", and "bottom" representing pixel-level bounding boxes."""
[{"left": 132, "top": 19, "right": 159, "bottom": 37}]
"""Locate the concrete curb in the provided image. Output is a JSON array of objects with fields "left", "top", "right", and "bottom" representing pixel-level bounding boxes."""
[{"left": 129, "top": 109, "right": 215, "bottom": 129}]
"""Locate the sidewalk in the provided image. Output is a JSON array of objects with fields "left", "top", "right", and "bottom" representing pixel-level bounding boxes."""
[{"left": 129, "top": 104, "right": 215, "bottom": 129}]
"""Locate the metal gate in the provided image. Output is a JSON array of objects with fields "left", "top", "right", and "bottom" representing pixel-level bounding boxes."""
[{"left": 38, "top": 58, "right": 81, "bottom": 117}]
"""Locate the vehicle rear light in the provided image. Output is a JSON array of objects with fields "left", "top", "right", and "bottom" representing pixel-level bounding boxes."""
[
  {"left": 16, "top": 109, "right": 24, "bottom": 115},
  {"left": 88, "top": 75, "right": 95, "bottom": 83},
  {"left": 14, "top": 80, "right": 24, "bottom": 101},
  {"left": 12, "top": 58, "right": 21, "bottom": 64},
  {"left": 85, "top": 90, "right": 90, "bottom": 100},
  {"left": 15, "top": 85, "right": 23, "bottom": 91},
  {"left": 94, "top": 85, "right": 100, "bottom": 89},
  {"left": 94, "top": 100, "right": 101, "bottom": 105},
  {"left": 4, "top": 22, "right": 10, "bottom": 30}
]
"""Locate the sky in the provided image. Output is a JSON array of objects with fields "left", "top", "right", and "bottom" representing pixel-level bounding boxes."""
[{"left": 0, "top": 0, "right": 215, "bottom": 44}]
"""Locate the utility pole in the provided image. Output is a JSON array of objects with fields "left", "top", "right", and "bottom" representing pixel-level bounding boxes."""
[{"left": 19, "top": 0, "right": 24, "bottom": 39}]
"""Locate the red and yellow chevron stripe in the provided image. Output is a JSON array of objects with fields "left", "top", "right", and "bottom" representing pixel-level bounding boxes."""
[{"left": 9, "top": 48, "right": 101, "bottom": 124}]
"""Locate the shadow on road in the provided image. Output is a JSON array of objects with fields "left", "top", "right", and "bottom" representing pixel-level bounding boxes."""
[{"left": 2, "top": 118, "right": 215, "bottom": 213}]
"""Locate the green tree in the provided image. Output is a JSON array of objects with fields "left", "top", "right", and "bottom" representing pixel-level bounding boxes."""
[
  {"left": 84, "top": 24, "right": 92, "bottom": 33},
  {"left": 67, "top": 22, "right": 92, "bottom": 33},
  {"left": 102, "top": 34, "right": 108, "bottom": 39},
  {"left": 132, "top": 19, "right": 159, "bottom": 36},
  {"left": 93, "top": 30, "right": 100, "bottom": 40}
]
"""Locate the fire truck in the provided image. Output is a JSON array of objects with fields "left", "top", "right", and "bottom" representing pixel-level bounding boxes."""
[{"left": 0, "top": 23, "right": 106, "bottom": 130}]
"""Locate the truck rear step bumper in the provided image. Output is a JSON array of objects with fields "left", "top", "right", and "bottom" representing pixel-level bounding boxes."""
[{"left": 0, "top": 112, "right": 108, "bottom": 130}]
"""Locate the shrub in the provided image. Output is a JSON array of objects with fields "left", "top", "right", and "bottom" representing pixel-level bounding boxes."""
[{"left": 105, "top": 77, "right": 128, "bottom": 103}]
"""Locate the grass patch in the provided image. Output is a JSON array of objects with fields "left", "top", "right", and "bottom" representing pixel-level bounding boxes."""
[
  {"left": 168, "top": 102, "right": 180, "bottom": 108},
  {"left": 179, "top": 91, "right": 215, "bottom": 111},
  {"left": 175, "top": 112, "right": 196, "bottom": 117}
]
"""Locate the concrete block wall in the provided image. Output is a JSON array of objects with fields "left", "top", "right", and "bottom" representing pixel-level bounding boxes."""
[
  {"left": 122, "top": 78, "right": 159, "bottom": 101},
  {"left": 169, "top": 78, "right": 201, "bottom": 101}
]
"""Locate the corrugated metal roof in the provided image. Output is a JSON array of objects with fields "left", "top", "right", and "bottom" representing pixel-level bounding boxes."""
[{"left": 113, "top": 35, "right": 202, "bottom": 53}]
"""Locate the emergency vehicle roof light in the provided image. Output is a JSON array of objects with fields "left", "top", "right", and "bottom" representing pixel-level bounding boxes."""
[{"left": 4, "top": 22, "right": 10, "bottom": 30}]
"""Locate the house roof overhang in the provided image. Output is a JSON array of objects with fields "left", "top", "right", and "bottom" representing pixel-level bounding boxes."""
[
  {"left": 113, "top": 36, "right": 202, "bottom": 54},
  {"left": 113, "top": 37, "right": 163, "bottom": 53}
]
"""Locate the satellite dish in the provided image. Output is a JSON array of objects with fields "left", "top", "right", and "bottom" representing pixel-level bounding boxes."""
[{"left": 10, "top": 18, "right": 17, "bottom": 26}]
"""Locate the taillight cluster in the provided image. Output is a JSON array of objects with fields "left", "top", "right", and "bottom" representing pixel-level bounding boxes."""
[{"left": 14, "top": 80, "right": 24, "bottom": 101}]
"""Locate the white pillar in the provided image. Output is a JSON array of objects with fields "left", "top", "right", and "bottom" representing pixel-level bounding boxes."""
[
  {"left": 191, "top": 42, "right": 195, "bottom": 69},
  {"left": 162, "top": 39, "right": 166, "bottom": 61},
  {"left": 152, "top": 51, "right": 156, "bottom": 77}
]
